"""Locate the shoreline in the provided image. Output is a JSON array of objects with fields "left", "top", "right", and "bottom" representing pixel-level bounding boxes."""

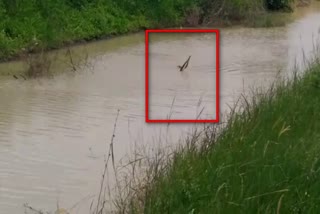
[
  {"left": 0, "top": 27, "right": 145, "bottom": 64},
  {"left": 0, "top": 16, "right": 292, "bottom": 65},
  {"left": 0, "top": 2, "right": 304, "bottom": 65}
]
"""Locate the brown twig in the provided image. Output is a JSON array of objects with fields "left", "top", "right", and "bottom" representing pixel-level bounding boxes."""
[{"left": 95, "top": 109, "right": 120, "bottom": 214}]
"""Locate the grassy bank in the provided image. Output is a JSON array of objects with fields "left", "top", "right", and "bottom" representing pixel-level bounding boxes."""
[
  {"left": 0, "top": 0, "right": 296, "bottom": 62},
  {"left": 114, "top": 53, "right": 320, "bottom": 213}
]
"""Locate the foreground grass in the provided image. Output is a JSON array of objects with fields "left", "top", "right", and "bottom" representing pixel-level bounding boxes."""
[{"left": 118, "top": 58, "right": 320, "bottom": 213}]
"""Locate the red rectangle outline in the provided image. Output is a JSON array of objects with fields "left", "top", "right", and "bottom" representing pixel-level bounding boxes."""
[{"left": 145, "top": 29, "right": 220, "bottom": 123}]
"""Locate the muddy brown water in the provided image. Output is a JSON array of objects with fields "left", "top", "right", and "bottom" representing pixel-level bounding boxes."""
[{"left": 0, "top": 3, "right": 320, "bottom": 213}]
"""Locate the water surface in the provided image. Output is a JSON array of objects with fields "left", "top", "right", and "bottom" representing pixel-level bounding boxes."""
[{"left": 0, "top": 3, "right": 320, "bottom": 213}]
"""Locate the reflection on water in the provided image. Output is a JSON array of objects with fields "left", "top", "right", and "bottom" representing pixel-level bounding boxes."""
[{"left": 0, "top": 3, "right": 320, "bottom": 213}]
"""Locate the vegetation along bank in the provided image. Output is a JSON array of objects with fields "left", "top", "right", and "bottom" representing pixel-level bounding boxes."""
[
  {"left": 0, "top": 0, "right": 301, "bottom": 62},
  {"left": 115, "top": 48, "right": 320, "bottom": 213}
]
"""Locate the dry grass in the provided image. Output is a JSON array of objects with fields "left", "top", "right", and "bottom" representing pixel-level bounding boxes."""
[
  {"left": 24, "top": 49, "right": 53, "bottom": 78},
  {"left": 15, "top": 46, "right": 94, "bottom": 80}
]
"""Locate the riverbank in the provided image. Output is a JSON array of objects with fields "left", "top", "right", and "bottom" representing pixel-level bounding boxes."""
[
  {"left": 115, "top": 51, "right": 320, "bottom": 212},
  {"left": 0, "top": 0, "right": 303, "bottom": 63}
]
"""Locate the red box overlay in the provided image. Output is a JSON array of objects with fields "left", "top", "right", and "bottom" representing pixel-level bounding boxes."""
[{"left": 145, "top": 29, "right": 220, "bottom": 123}]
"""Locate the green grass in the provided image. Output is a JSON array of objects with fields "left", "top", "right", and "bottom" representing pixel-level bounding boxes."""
[
  {"left": 0, "top": 0, "right": 295, "bottom": 62},
  {"left": 118, "top": 56, "right": 320, "bottom": 213}
]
